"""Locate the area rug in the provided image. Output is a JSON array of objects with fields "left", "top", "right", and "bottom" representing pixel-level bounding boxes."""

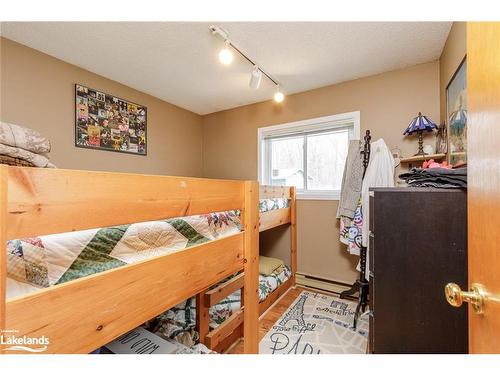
[{"left": 259, "top": 290, "right": 368, "bottom": 354}]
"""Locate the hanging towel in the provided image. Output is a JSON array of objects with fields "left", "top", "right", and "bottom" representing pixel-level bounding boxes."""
[{"left": 336, "top": 140, "right": 363, "bottom": 219}]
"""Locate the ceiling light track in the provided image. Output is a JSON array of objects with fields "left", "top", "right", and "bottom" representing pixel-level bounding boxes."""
[
  {"left": 224, "top": 39, "right": 279, "bottom": 87},
  {"left": 209, "top": 25, "right": 284, "bottom": 102}
]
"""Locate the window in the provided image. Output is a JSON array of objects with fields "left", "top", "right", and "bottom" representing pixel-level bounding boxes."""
[{"left": 258, "top": 112, "right": 360, "bottom": 200}]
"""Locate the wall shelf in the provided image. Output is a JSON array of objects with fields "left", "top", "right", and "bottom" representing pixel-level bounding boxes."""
[{"left": 400, "top": 153, "right": 446, "bottom": 164}]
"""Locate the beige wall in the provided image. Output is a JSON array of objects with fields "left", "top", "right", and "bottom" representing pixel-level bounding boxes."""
[
  {"left": 203, "top": 62, "right": 440, "bottom": 284},
  {"left": 0, "top": 37, "right": 203, "bottom": 176},
  {"left": 1, "top": 35, "right": 446, "bottom": 284},
  {"left": 439, "top": 22, "right": 467, "bottom": 124}
]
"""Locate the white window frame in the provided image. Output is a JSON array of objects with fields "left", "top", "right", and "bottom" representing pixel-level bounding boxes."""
[{"left": 257, "top": 111, "right": 360, "bottom": 200}]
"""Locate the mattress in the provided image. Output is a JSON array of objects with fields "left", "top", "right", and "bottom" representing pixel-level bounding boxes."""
[{"left": 143, "top": 265, "right": 292, "bottom": 346}]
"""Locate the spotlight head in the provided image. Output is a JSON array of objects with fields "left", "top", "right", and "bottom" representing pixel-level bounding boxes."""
[
  {"left": 249, "top": 66, "right": 262, "bottom": 89},
  {"left": 218, "top": 40, "right": 233, "bottom": 65},
  {"left": 274, "top": 87, "right": 285, "bottom": 103}
]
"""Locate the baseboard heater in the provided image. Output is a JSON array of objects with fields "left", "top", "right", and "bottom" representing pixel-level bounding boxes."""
[{"left": 295, "top": 273, "right": 355, "bottom": 295}]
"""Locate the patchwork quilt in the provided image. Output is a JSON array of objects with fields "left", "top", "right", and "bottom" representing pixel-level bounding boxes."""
[
  {"left": 259, "top": 198, "right": 290, "bottom": 213},
  {"left": 144, "top": 265, "right": 292, "bottom": 346},
  {"left": 7, "top": 210, "right": 242, "bottom": 289},
  {"left": 6, "top": 198, "right": 290, "bottom": 292}
]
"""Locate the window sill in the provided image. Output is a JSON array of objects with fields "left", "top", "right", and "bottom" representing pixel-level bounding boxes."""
[{"left": 296, "top": 193, "right": 340, "bottom": 201}]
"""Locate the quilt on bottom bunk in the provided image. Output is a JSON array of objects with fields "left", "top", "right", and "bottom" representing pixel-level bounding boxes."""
[{"left": 143, "top": 265, "right": 292, "bottom": 347}]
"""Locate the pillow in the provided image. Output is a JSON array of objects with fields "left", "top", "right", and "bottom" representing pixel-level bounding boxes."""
[{"left": 259, "top": 256, "right": 284, "bottom": 276}]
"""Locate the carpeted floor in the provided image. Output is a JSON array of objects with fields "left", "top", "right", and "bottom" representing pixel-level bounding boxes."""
[{"left": 259, "top": 290, "right": 368, "bottom": 354}]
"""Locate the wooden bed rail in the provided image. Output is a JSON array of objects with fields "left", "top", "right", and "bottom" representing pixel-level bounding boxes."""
[
  {"left": 259, "top": 185, "right": 292, "bottom": 199},
  {"left": 0, "top": 166, "right": 260, "bottom": 354},
  {"left": 260, "top": 208, "right": 291, "bottom": 231},
  {"left": 197, "top": 272, "right": 245, "bottom": 352},
  {"left": 4, "top": 166, "right": 245, "bottom": 240},
  {"left": 6, "top": 234, "right": 244, "bottom": 354},
  {"left": 205, "top": 273, "right": 245, "bottom": 307}
]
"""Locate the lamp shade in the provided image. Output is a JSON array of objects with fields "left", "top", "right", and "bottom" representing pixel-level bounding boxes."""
[{"left": 403, "top": 112, "right": 438, "bottom": 135}]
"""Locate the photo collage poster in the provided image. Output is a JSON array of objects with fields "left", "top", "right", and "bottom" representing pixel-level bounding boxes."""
[{"left": 75, "top": 84, "right": 147, "bottom": 155}]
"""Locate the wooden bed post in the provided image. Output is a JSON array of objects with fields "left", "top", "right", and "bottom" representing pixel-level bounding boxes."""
[
  {"left": 243, "top": 180, "right": 259, "bottom": 354},
  {"left": 0, "top": 166, "right": 7, "bottom": 352},
  {"left": 290, "top": 186, "right": 297, "bottom": 284},
  {"left": 196, "top": 291, "right": 209, "bottom": 345}
]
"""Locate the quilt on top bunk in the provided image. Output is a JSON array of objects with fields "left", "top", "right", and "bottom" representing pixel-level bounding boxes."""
[
  {"left": 6, "top": 210, "right": 242, "bottom": 294},
  {"left": 143, "top": 265, "right": 292, "bottom": 347},
  {"left": 259, "top": 197, "right": 290, "bottom": 213},
  {"left": 6, "top": 198, "right": 290, "bottom": 295}
]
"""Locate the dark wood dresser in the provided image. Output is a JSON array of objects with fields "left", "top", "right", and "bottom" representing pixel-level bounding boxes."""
[{"left": 368, "top": 188, "right": 468, "bottom": 353}]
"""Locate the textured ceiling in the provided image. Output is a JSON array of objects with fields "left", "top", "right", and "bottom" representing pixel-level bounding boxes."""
[{"left": 1, "top": 22, "right": 451, "bottom": 115}]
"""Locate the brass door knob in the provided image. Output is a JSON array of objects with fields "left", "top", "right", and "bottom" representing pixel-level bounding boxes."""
[{"left": 444, "top": 282, "right": 486, "bottom": 314}]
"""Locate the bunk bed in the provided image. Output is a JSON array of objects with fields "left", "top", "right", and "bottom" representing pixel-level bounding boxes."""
[
  {"left": 194, "top": 185, "right": 297, "bottom": 353},
  {"left": 0, "top": 165, "right": 260, "bottom": 354},
  {"left": 258, "top": 185, "right": 297, "bottom": 309}
]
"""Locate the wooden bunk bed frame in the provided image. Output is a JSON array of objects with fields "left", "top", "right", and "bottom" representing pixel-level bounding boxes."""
[
  {"left": 197, "top": 185, "right": 297, "bottom": 353},
  {"left": 0, "top": 166, "right": 260, "bottom": 354}
]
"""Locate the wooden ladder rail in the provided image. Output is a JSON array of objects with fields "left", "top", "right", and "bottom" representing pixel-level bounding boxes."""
[
  {"left": 197, "top": 181, "right": 260, "bottom": 354},
  {"left": 196, "top": 273, "right": 245, "bottom": 351}
]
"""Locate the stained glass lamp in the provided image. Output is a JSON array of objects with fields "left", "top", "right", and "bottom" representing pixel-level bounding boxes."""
[{"left": 403, "top": 112, "right": 438, "bottom": 156}]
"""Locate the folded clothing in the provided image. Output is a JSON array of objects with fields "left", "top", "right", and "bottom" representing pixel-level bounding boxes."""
[
  {"left": 422, "top": 159, "right": 452, "bottom": 169},
  {"left": 0, "top": 143, "right": 55, "bottom": 168},
  {"left": 0, "top": 121, "right": 51, "bottom": 154},
  {"left": 259, "top": 255, "right": 284, "bottom": 276},
  {"left": 399, "top": 167, "right": 467, "bottom": 189},
  {"left": 0, "top": 154, "right": 35, "bottom": 167}
]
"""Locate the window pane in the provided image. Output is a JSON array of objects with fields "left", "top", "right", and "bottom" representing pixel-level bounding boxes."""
[
  {"left": 306, "top": 130, "right": 349, "bottom": 190},
  {"left": 270, "top": 136, "right": 304, "bottom": 189}
]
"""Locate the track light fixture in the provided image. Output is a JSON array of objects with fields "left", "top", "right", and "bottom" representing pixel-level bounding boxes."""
[
  {"left": 273, "top": 86, "right": 285, "bottom": 103},
  {"left": 218, "top": 40, "right": 233, "bottom": 65},
  {"left": 249, "top": 66, "right": 262, "bottom": 89},
  {"left": 209, "top": 25, "right": 285, "bottom": 103}
]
